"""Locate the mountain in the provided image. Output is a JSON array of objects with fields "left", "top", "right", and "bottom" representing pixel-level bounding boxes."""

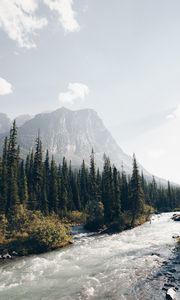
[
  {"left": 0, "top": 107, "right": 168, "bottom": 183},
  {"left": 15, "top": 114, "right": 32, "bottom": 127},
  {"left": 0, "top": 113, "right": 11, "bottom": 134},
  {"left": 14, "top": 107, "right": 145, "bottom": 173}
]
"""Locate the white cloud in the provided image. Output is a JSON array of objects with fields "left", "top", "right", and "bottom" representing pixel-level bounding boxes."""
[
  {"left": 43, "top": 0, "right": 80, "bottom": 33},
  {"left": 0, "top": 77, "right": 13, "bottom": 95},
  {"left": 0, "top": 0, "right": 80, "bottom": 49},
  {"left": 59, "top": 83, "right": 89, "bottom": 104},
  {"left": 0, "top": 0, "right": 48, "bottom": 49}
]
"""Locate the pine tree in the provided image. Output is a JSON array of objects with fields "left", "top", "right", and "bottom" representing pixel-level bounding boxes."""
[
  {"left": 27, "top": 150, "right": 36, "bottom": 210},
  {"left": 60, "top": 157, "right": 69, "bottom": 215},
  {"left": 33, "top": 135, "right": 43, "bottom": 210},
  {"left": 49, "top": 156, "right": 58, "bottom": 213},
  {"left": 112, "top": 166, "right": 122, "bottom": 222},
  {"left": 102, "top": 155, "right": 113, "bottom": 223},
  {"left": 18, "top": 160, "right": 28, "bottom": 205},
  {"left": 120, "top": 168, "right": 129, "bottom": 212},
  {"left": 80, "top": 160, "right": 89, "bottom": 210},
  {"left": 67, "top": 161, "right": 75, "bottom": 210},
  {"left": 0, "top": 137, "right": 8, "bottom": 214},
  {"left": 130, "top": 154, "right": 144, "bottom": 226},
  {"left": 87, "top": 149, "right": 104, "bottom": 229},
  {"left": 6, "top": 121, "right": 20, "bottom": 214}
]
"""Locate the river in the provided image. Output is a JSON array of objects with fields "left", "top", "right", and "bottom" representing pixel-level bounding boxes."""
[{"left": 0, "top": 213, "right": 179, "bottom": 300}]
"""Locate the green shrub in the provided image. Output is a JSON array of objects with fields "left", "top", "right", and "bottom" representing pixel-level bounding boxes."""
[
  {"left": 0, "top": 205, "right": 71, "bottom": 255},
  {"left": 67, "top": 210, "right": 87, "bottom": 224}
]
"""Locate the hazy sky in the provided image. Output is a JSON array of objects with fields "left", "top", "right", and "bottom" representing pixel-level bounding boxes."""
[{"left": 0, "top": 0, "right": 180, "bottom": 183}]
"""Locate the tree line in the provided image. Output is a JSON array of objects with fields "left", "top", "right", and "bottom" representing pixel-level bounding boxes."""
[{"left": 0, "top": 121, "right": 179, "bottom": 230}]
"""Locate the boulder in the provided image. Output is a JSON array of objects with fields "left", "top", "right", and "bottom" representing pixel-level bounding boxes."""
[
  {"left": 2, "top": 253, "right": 12, "bottom": 259},
  {"left": 12, "top": 251, "right": 18, "bottom": 256},
  {"left": 166, "top": 288, "right": 176, "bottom": 299},
  {"left": 172, "top": 214, "right": 180, "bottom": 221},
  {"left": 172, "top": 235, "right": 180, "bottom": 239}
]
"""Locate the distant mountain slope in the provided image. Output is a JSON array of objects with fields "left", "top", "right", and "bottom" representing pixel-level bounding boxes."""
[
  {"left": 15, "top": 114, "right": 32, "bottom": 127},
  {"left": 16, "top": 107, "right": 134, "bottom": 171},
  {"left": 0, "top": 113, "right": 11, "bottom": 134},
  {"left": 0, "top": 107, "right": 169, "bottom": 184}
]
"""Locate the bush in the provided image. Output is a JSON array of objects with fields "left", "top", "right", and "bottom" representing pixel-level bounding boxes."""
[
  {"left": 0, "top": 214, "right": 8, "bottom": 244},
  {"left": 29, "top": 215, "right": 71, "bottom": 253},
  {"left": 67, "top": 211, "right": 87, "bottom": 224},
  {"left": 0, "top": 205, "right": 71, "bottom": 255}
]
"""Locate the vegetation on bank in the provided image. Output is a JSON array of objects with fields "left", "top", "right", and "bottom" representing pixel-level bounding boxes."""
[
  {"left": 0, "top": 205, "right": 71, "bottom": 255},
  {"left": 0, "top": 121, "right": 180, "bottom": 255}
]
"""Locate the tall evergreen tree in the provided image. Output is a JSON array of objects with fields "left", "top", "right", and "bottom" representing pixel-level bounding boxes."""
[
  {"left": 49, "top": 156, "right": 58, "bottom": 213},
  {"left": 33, "top": 135, "right": 43, "bottom": 210},
  {"left": 6, "top": 121, "right": 20, "bottom": 214},
  {"left": 130, "top": 154, "right": 144, "bottom": 226},
  {"left": 18, "top": 160, "right": 28, "bottom": 205},
  {"left": 102, "top": 155, "right": 113, "bottom": 223}
]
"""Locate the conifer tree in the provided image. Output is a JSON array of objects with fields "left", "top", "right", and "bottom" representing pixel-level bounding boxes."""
[
  {"left": 102, "top": 155, "right": 113, "bottom": 223},
  {"left": 112, "top": 166, "right": 122, "bottom": 222},
  {"left": 49, "top": 156, "right": 58, "bottom": 213},
  {"left": 18, "top": 160, "right": 28, "bottom": 205},
  {"left": 33, "top": 135, "right": 43, "bottom": 210},
  {"left": 80, "top": 160, "right": 89, "bottom": 210},
  {"left": 60, "top": 157, "right": 69, "bottom": 214},
  {"left": 87, "top": 149, "right": 104, "bottom": 229},
  {"left": 120, "top": 168, "right": 129, "bottom": 212},
  {"left": 6, "top": 121, "right": 20, "bottom": 214},
  {"left": 130, "top": 154, "right": 144, "bottom": 226},
  {"left": 0, "top": 137, "right": 8, "bottom": 214}
]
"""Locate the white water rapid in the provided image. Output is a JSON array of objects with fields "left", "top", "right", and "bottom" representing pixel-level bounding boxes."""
[{"left": 0, "top": 213, "right": 179, "bottom": 300}]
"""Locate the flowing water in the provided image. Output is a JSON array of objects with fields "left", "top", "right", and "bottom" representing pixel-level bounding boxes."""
[{"left": 0, "top": 213, "right": 179, "bottom": 300}]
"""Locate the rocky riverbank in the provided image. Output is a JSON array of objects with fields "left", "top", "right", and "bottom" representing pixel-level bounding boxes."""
[{"left": 161, "top": 246, "right": 180, "bottom": 299}]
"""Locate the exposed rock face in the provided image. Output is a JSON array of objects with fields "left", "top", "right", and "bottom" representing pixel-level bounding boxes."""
[
  {"left": 15, "top": 107, "right": 139, "bottom": 173},
  {"left": 0, "top": 108, "right": 169, "bottom": 184}
]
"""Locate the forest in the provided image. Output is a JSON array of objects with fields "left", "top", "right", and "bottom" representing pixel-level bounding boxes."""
[{"left": 0, "top": 121, "right": 180, "bottom": 254}]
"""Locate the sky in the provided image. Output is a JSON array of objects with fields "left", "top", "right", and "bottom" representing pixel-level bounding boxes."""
[{"left": 0, "top": 0, "right": 180, "bottom": 183}]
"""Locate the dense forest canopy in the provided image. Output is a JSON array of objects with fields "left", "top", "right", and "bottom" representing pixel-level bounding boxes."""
[{"left": 0, "top": 121, "right": 180, "bottom": 232}]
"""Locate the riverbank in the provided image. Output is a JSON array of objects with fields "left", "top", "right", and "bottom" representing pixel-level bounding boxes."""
[
  {"left": 0, "top": 206, "right": 72, "bottom": 257},
  {"left": 156, "top": 244, "right": 180, "bottom": 299}
]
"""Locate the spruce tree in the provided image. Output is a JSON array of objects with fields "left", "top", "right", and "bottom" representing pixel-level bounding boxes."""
[
  {"left": 102, "top": 155, "right": 113, "bottom": 223},
  {"left": 6, "top": 121, "right": 20, "bottom": 214},
  {"left": 130, "top": 154, "right": 144, "bottom": 226},
  {"left": 18, "top": 160, "right": 28, "bottom": 205},
  {"left": 33, "top": 135, "right": 43, "bottom": 210},
  {"left": 49, "top": 156, "right": 58, "bottom": 213}
]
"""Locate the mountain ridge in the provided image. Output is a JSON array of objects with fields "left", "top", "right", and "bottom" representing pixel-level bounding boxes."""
[{"left": 0, "top": 107, "right": 170, "bottom": 185}]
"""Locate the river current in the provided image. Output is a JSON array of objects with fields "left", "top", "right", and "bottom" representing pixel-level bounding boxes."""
[{"left": 0, "top": 213, "right": 179, "bottom": 300}]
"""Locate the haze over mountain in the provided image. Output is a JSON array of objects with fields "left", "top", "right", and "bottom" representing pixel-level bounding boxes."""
[
  {"left": 15, "top": 114, "right": 32, "bottom": 127},
  {"left": 17, "top": 107, "right": 135, "bottom": 172},
  {"left": 0, "top": 107, "right": 170, "bottom": 184},
  {"left": 0, "top": 113, "right": 11, "bottom": 134},
  {"left": 0, "top": 113, "right": 32, "bottom": 134}
]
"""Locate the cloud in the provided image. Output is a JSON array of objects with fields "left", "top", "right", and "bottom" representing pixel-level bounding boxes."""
[
  {"left": 0, "top": 77, "right": 13, "bottom": 95},
  {"left": 43, "top": 0, "right": 80, "bottom": 33},
  {"left": 0, "top": 0, "right": 80, "bottom": 49},
  {"left": 0, "top": 0, "right": 48, "bottom": 49},
  {"left": 166, "top": 105, "right": 180, "bottom": 120},
  {"left": 59, "top": 83, "right": 89, "bottom": 104}
]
